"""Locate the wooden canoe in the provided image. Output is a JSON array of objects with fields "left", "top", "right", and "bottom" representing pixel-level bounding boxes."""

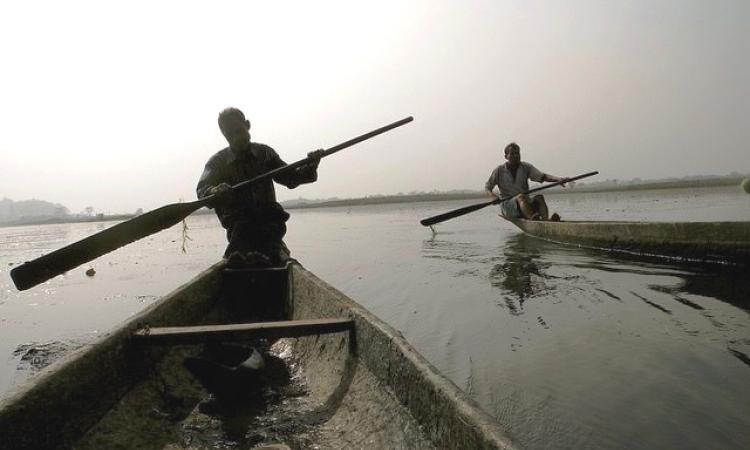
[
  {"left": 0, "top": 262, "right": 517, "bottom": 449},
  {"left": 505, "top": 217, "right": 750, "bottom": 265}
]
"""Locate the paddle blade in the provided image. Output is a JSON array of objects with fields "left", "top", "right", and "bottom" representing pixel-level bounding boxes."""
[
  {"left": 10, "top": 200, "right": 205, "bottom": 291},
  {"left": 420, "top": 200, "right": 496, "bottom": 227}
]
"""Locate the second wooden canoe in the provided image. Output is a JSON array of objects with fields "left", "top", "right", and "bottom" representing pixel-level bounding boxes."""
[{"left": 505, "top": 217, "right": 750, "bottom": 265}]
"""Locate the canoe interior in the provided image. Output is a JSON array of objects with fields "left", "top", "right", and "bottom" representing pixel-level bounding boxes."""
[
  {"left": 507, "top": 218, "right": 750, "bottom": 265},
  {"left": 0, "top": 262, "right": 515, "bottom": 449}
]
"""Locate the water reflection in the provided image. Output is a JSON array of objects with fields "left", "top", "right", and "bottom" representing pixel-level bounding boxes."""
[{"left": 489, "top": 234, "right": 554, "bottom": 309}]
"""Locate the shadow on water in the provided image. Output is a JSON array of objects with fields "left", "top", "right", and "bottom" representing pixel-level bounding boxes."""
[
  {"left": 566, "top": 244, "right": 750, "bottom": 312},
  {"left": 665, "top": 265, "right": 750, "bottom": 313},
  {"left": 514, "top": 234, "right": 750, "bottom": 370},
  {"left": 656, "top": 264, "right": 750, "bottom": 369}
]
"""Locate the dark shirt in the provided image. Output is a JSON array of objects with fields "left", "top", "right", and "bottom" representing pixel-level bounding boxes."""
[{"left": 196, "top": 142, "right": 317, "bottom": 228}]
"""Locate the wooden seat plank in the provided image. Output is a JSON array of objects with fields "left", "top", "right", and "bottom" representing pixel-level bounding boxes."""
[{"left": 133, "top": 317, "right": 353, "bottom": 345}]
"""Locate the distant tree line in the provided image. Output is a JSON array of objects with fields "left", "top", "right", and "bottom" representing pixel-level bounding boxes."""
[
  {"left": 0, "top": 198, "right": 140, "bottom": 226},
  {"left": 0, "top": 198, "right": 70, "bottom": 223}
]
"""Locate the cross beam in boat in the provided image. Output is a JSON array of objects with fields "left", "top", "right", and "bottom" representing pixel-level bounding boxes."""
[{"left": 133, "top": 318, "right": 353, "bottom": 345}]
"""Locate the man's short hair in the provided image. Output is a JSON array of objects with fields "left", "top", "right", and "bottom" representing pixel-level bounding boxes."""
[
  {"left": 504, "top": 142, "right": 520, "bottom": 155},
  {"left": 218, "top": 107, "right": 246, "bottom": 128}
]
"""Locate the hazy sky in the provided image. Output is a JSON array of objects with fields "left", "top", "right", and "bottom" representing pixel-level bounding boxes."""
[{"left": 1, "top": 0, "right": 748, "bottom": 213}]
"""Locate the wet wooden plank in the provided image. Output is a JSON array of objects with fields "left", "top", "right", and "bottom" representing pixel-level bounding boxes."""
[{"left": 133, "top": 317, "right": 353, "bottom": 345}]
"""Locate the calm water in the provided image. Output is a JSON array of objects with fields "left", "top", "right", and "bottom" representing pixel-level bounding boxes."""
[{"left": 1, "top": 185, "right": 749, "bottom": 449}]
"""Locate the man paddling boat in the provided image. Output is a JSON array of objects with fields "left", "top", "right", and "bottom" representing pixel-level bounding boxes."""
[
  {"left": 197, "top": 107, "right": 324, "bottom": 265},
  {"left": 485, "top": 142, "right": 569, "bottom": 221}
]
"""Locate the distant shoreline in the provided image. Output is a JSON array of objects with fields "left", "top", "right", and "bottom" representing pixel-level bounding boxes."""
[
  {"left": 284, "top": 176, "right": 746, "bottom": 210},
  {"left": 1, "top": 176, "right": 745, "bottom": 227}
]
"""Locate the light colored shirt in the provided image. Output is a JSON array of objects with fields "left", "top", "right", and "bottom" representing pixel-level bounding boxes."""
[{"left": 485, "top": 162, "right": 544, "bottom": 197}]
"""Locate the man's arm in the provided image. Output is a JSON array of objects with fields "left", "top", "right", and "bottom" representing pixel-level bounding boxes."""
[
  {"left": 485, "top": 168, "right": 500, "bottom": 198},
  {"left": 196, "top": 162, "right": 218, "bottom": 199},
  {"left": 541, "top": 174, "right": 566, "bottom": 183},
  {"left": 196, "top": 160, "right": 232, "bottom": 206},
  {"left": 541, "top": 173, "right": 572, "bottom": 186},
  {"left": 268, "top": 147, "right": 322, "bottom": 189},
  {"left": 526, "top": 163, "right": 569, "bottom": 185}
]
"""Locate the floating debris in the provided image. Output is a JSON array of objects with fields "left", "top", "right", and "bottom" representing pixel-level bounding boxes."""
[
  {"left": 13, "top": 341, "right": 82, "bottom": 373},
  {"left": 85, "top": 268, "right": 96, "bottom": 277},
  {"left": 136, "top": 295, "right": 158, "bottom": 303}
]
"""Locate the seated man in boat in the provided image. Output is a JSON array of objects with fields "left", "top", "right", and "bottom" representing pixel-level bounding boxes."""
[
  {"left": 485, "top": 142, "right": 568, "bottom": 221},
  {"left": 197, "top": 107, "right": 324, "bottom": 265}
]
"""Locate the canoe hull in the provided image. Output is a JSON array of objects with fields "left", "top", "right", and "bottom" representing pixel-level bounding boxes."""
[
  {"left": 0, "top": 262, "right": 516, "bottom": 449},
  {"left": 507, "top": 218, "right": 750, "bottom": 265}
]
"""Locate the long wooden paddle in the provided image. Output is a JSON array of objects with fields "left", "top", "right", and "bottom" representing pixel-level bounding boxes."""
[
  {"left": 419, "top": 170, "right": 598, "bottom": 227},
  {"left": 11, "top": 116, "right": 414, "bottom": 291}
]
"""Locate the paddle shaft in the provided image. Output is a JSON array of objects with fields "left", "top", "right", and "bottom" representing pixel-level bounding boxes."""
[
  {"left": 11, "top": 116, "right": 414, "bottom": 291},
  {"left": 419, "top": 171, "right": 598, "bottom": 226},
  {"left": 233, "top": 116, "right": 414, "bottom": 192}
]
